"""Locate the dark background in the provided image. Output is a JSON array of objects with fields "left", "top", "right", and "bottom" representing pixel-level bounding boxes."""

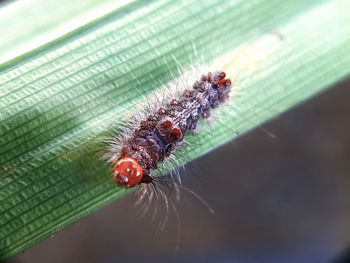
[{"left": 9, "top": 77, "right": 350, "bottom": 262}]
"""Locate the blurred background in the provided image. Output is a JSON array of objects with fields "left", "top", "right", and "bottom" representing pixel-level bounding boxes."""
[{"left": 9, "top": 77, "right": 350, "bottom": 262}]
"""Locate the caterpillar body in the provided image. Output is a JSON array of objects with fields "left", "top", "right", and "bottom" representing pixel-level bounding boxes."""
[{"left": 107, "top": 71, "right": 232, "bottom": 189}]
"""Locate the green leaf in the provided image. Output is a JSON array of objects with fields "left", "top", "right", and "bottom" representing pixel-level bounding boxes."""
[{"left": 0, "top": 0, "right": 349, "bottom": 259}]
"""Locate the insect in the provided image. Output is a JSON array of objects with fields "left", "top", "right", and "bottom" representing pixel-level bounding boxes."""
[{"left": 106, "top": 71, "right": 232, "bottom": 189}]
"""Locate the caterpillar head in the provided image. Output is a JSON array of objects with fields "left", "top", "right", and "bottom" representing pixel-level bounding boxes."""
[{"left": 113, "top": 157, "right": 143, "bottom": 188}]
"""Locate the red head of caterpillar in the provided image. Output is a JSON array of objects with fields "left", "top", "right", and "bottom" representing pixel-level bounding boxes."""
[
  {"left": 113, "top": 157, "right": 143, "bottom": 188},
  {"left": 111, "top": 71, "right": 232, "bottom": 189}
]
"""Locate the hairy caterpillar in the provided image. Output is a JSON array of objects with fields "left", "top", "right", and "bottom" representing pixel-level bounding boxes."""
[
  {"left": 106, "top": 71, "right": 231, "bottom": 189},
  {"left": 104, "top": 34, "right": 282, "bottom": 213}
]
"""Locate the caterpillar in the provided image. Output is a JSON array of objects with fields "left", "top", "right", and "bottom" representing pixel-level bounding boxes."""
[
  {"left": 103, "top": 33, "right": 283, "bottom": 202},
  {"left": 106, "top": 71, "right": 232, "bottom": 189}
]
